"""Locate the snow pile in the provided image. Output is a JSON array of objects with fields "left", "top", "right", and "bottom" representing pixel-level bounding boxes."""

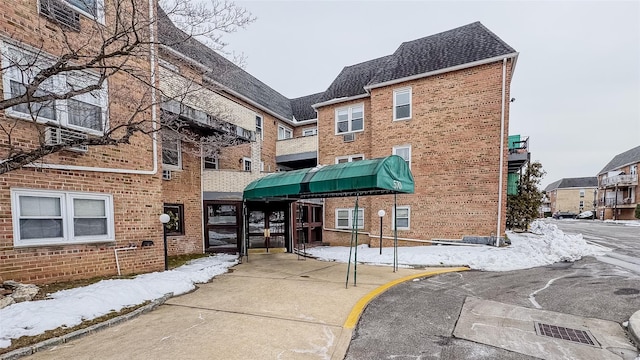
[
  {"left": 604, "top": 220, "right": 640, "bottom": 227},
  {"left": 0, "top": 254, "right": 237, "bottom": 349},
  {"left": 307, "top": 220, "right": 608, "bottom": 272}
]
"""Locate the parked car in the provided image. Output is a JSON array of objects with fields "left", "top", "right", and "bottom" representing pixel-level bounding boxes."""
[
  {"left": 552, "top": 212, "right": 577, "bottom": 219},
  {"left": 577, "top": 211, "right": 594, "bottom": 219}
]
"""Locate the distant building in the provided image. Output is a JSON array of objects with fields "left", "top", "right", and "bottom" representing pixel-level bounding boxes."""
[
  {"left": 596, "top": 145, "right": 640, "bottom": 220},
  {"left": 545, "top": 177, "right": 598, "bottom": 215}
]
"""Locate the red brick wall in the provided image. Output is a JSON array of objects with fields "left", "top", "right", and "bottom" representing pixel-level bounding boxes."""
[{"left": 318, "top": 61, "right": 513, "bottom": 244}]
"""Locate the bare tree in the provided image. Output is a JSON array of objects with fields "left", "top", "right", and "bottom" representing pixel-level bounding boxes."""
[{"left": 0, "top": 0, "right": 255, "bottom": 174}]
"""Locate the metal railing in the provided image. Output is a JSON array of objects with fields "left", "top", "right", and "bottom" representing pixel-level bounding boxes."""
[
  {"left": 601, "top": 174, "right": 638, "bottom": 187},
  {"left": 508, "top": 136, "right": 529, "bottom": 154}
]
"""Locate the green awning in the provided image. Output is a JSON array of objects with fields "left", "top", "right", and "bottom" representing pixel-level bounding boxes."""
[{"left": 243, "top": 155, "right": 414, "bottom": 200}]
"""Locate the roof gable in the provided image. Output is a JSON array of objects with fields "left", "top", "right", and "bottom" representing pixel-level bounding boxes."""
[
  {"left": 291, "top": 93, "right": 323, "bottom": 121},
  {"left": 318, "top": 55, "right": 393, "bottom": 103},
  {"left": 545, "top": 177, "right": 598, "bottom": 191},
  {"left": 369, "top": 22, "right": 516, "bottom": 86},
  {"left": 598, "top": 145, "right": 640, "bottom": 175}
]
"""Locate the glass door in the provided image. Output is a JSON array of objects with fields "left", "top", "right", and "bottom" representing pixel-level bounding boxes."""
[{"left": 204, "top": 202, "right": 240, "bottom": 252}]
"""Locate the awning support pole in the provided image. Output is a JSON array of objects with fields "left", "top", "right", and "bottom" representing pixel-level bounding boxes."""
[
  {"left": 394, "top": 193, "right": 398, "bottom": 272},
  {"left": 243, "top": 200, "right": 249, "bottom": 263},
  {"left": 353, "top": 195, "right": 359, "bottom": 287}
]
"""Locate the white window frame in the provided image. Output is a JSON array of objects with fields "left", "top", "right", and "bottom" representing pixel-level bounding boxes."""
[
  {"left": 162, "top": 130, "right": 182, "bottom": 170},
  {"left": 1, "top": 42, "right": 109, "bottom": 135},
  {"left": 11, "top": 188, "right": 115, "bottom": 247},
  {"left": 335, "top": 208, "right": 365, "bottom": 229},
  {"left": 631, "top": 165, "right": 638, "bottom": 175},
  {"left": 335, "top": 103, "right": 364, "bottom": 135},
  {"left": 393, "top": 87, "right": 412, "bottom": 121},
  {"left": 392, "top": 206, "right": 411, "bottom": 230},
  {"left": 335, "top": 154, "right": 365, "bottom": 164},
  {"left": 579, "top": 189, "right": 585, "bottom": 197},
  {"left": 59, "top": 0, "right": 106, "bottom": 24},
  {"left": 204, "top": 157, "right": 218, "bottom": 170},
  {"left": 392, "top": 145, "right": 412, "bottom": 169},
  {"left": 278, "top": 124, "right": 293, "bottom": 140},
  {"left": 243, "top": 157, "right": 252, "bottom": 172},
  {"left": 302, "top": 127, "right": 317, "bottom": 136},
  {"left": 255, "top": 115, "right": 263, "bottom": 140}
]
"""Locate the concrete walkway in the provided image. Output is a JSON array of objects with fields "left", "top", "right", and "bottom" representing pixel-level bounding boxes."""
[{"left": 26, "top": 253, "right": 465, "bottom": 360}]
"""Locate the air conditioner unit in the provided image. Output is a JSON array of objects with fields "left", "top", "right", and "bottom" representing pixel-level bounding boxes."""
[
  {"left": 343, "top": 133, "right": 355, "bottom": 142},
  {"left": 162, "top": 169, "right": 172, "bottom": 181},
  {"left": 40, "top": 0, "right": 81, "bottom": 32},
  {"left": 44, "top": 127, "right": 88, "bottom": 152}
]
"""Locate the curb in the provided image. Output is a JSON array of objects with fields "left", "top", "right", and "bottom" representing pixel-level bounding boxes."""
[
  {"left": 343, "top": 267, "right": 470, "bottom": 329},
  {"left": 629, "top": 310, "right": 640, "bottom": 350},
  {"left": 0, "top": 292, "right": 173, "bottom": 360}
]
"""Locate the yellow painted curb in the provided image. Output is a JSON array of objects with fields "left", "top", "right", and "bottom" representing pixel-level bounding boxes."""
[{"left": 343, "top": 267, "right": 469, "bottom": 329}]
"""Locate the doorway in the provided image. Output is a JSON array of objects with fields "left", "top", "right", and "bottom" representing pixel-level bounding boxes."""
[{"left": 204, "top": 201, "right": 241, "bottom": 253}]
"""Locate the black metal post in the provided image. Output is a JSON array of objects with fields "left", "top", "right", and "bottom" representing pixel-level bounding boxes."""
[
  {"left": 163, "top": 225, "right": 168, "bottom": 271},
  {"left": 379, "top": 216, "right": 383, "bottom": 255}
]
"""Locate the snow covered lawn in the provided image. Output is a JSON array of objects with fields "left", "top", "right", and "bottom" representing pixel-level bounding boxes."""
[
  {"left": 306, "top": 220, "right": 609, "bottom": 272},
  {"left": 0, "top": 254, "right": 238, "bottom": 349}
]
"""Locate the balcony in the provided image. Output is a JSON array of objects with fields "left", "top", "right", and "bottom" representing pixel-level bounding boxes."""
[
  {"left": 508, "top": 135, "right": 529, "bottom": 173},
  {"left": 276, "top": 135, "right": 318, "bottom": 170},
  {"left": 599, "top": 197, "right": 637, "bottom": 208},
  {"left": 600, "top": 174, "right": 638, "bottom": 188}
]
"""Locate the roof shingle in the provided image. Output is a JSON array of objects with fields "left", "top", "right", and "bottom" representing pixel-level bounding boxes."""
[
  {"left": 291, "top": 93, "right": 323, "bottom": 121},
  {"left": 598, "top": 145, "right": 640, "bottom": 175},
  {"left": 545, "top": 177, "right": 598, "bottom": 192}
]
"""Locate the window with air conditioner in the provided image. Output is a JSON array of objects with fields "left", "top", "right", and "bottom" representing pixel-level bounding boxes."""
[
  {"left": 335, "top": 104, "right": 364, "bottom": 134},
  {"left": 162, "top": 129, "right": 181, "bottom": 170},
  {"left": 336, "top": 208, "right": 364, "bottom": 229},
  {"left": 1, "top": 43, "right": 108, "bottom": 135},
  {"left": 11, "top": 189, "right": 114, "bottom": 247}
]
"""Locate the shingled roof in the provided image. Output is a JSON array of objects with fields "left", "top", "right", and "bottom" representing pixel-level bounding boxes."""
[
  {"left": 544, "top": 177, "right": 598, "bottom": 192},
  {"left": 290, "top": 93, "right": 323, "bottom": 121},
  {"left": 598, "top": 145, "right": 640, "bottom": 175},
  {"left": 157, "top": 8, "right": 294, "bottom": 121},
  {"left": 369, "top": 22, "right": 516, "bottom": 86},
  {"left": 318, "top": 56, "right": 393, "bottom": 103}
]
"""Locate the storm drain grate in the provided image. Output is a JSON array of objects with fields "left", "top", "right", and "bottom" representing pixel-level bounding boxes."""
[{"left": 534, "top": 322, "right": 599, "bottom": 347}]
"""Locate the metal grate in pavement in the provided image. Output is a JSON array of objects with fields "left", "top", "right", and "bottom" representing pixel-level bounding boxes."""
[{"left": 534, "top": 322, "right": 599, "bottom": 347}]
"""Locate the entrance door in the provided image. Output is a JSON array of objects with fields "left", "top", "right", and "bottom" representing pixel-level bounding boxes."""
[
  {"left": 204, "top": 201, "right": 241, "bottom": 253},
  {"left": 248, "top": 210, "right": 286, "bottom": 250}
]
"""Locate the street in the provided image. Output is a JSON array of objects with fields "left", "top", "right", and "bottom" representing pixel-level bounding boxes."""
[{"left": 346, "top": 221, "right": 640, "bottom": 360}]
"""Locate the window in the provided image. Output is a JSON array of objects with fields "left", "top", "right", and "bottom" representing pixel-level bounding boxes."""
[
  {"left": 278, "top": 125, "right": 293, "bottom": 140},
  {"left": 336, "top": 154, "right": 364, "bottom": 164},
  {"left": 579, "top": 189, "right": 585, "bottom": 197},
  {"left": 335, "top": 208, "right": 364, "bottom": 229},
  {"left": 255, "top": 115, "right": 263, "bottom": 140},
  {"left": 393, "top": 88, "right": 412, "bottom": 120},
  {"left": 393, "top": 145, "right": 412, "bottom": 169},
  {"left": 393, "top": 206, "right": 410, "bottom": 230},
  {"left": 162, "top": 130, "right": 181, "bottom": 169},
  {"left": 1, "top": 43, "right": 108, "bottom": 134},
  {"left": 303, "top": 127, "right": 317, "bottom": 136},
  {"left": 243, "top": 158, "right": 252, "bottom": 172},
  {"left": 204, "top": 157, "right": 218, "bottom": 170},
  {"left": 579, "top": 200, "right": 584, "bottom": 208},
  {"left": 60, "top": 0, "right": 105, "bottom": 23},
  {"left": 163, "top": 204, "right": 184, "bottom": 236},
  {"left": 335, "top": 104, "right": 364, "bottom": 134},
  {"left": 11, "top": 189, "right": 114, "bottom": 247},
  {"left": 631, "top": 165, "right": 638, "bottom": 175}
]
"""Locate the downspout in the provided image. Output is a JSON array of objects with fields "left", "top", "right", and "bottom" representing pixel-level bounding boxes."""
[{"left": 496, "top": 58, "right": 507, "bottom": 247}]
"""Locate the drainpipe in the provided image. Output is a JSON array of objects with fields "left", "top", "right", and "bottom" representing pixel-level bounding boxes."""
[
  {"left": 114, "top": 245, "right": 138, "bottom": 276},
  {"left": 496, "top": 58, "right": 507, "bottom": 247}
]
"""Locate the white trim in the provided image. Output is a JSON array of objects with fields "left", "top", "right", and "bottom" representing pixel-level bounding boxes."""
[
  {"left": 335, "top": 208, "right": 365, "bottom": 229},
  {"left": 392, "top": 205, "right": 410, "bottom": 230},
  {"left": 57, "top": 0, "right": 106, "bottom": 24},
  {"left": 334, "top": 103, "right": 364, "bottom": 135},
  {"left": 312, "top": 93, "right": 369, "bottom": 110},
  {"left": 161, "top": 131, "right": 182, "bottom": 170},
  {"left": 243, "top": 157, "right": 252, "bottom": 172},
  {"left": 255, "top": 114, "right": 263, "bottom": 140},
  {"left": 277, "top": 124, "right": 293, "bottom": 140},
  {"left": 365, "top": 52, "right": 519, "bottom": 91},
  {"left": 302, "top": 127, "right": 317, "bottom": 136},
  {"left": 11, "top": 188, "right": 115, "bottom": 247},
  {"left": 496, "top": 58, "right": 507, "bottom": 245},
  {"left": 393, "top": 87, "right": 412, "bottom": 121},
  {"left": 392, "top": 144, "right": 411, "bottom": 169},
  {"left": 335, "top": 154, "right": 365, "bottom": 164}
]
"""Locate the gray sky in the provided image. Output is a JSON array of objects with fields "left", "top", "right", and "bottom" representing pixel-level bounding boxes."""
[{"left": 224, "top": 0, "right": 640, "bottom": 188}]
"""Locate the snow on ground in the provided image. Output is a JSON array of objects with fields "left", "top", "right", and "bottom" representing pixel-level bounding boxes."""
[
  {"left": 306, "top": 220, "right": 609, "bottom": 272},
  {"left": 0, "top": 254, "right": 238, "bottom": 349},
  {"left": 604, "top": 219, "right": 640, "bottom": 227}
]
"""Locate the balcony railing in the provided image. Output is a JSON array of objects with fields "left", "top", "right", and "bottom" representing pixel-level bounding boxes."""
[
  {"left": 599, "top": 197, "right": 636, "bottom": 207},
  {"left": 276, "top": 135, "right": 317, "bottom": 157},
  {"left": 600, "top": 174, "right": 638, "bottom": 188},
  {"left": 508, "top": 136, "right": 529, "bottom": 154}
]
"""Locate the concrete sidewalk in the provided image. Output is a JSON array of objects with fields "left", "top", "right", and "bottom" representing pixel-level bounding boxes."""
[{"left": 25, "top": 253, "right": 465, "bottom": 360}]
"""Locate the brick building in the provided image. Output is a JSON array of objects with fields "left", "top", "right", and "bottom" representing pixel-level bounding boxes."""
[
  {"left": 0, "top": 0, "right": 165, "bottom": 283},
  {"left": 544, "top": 177, "right": 598, "bottom": 216},
  {"left": 596, "top": 145, "right": 639, "bottom": 220}
]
